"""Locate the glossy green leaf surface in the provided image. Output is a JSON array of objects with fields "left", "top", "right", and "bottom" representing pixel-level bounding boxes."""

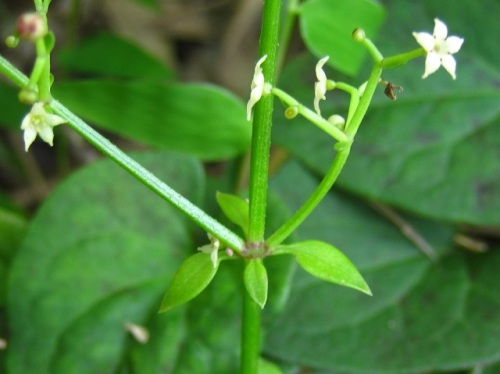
[
  {"left": 159, "top": 252, "right": 218, "bottom": 312},
  {"left": 53, "top": 81, "right": 251, "bottom": 160},
  {"left": 7, "top": 152, "right": 202, "bottom": 374},
  {"left": 276, "top": 0, "right": 500, "bottom": 225},
  {"left": 216, "top": 191, "right": 249, "bottom": 238},
  {"left": 264, "top": 161, "right": 500, "bottom": 372},
  {"left": 276, "top": 240, "right": 371, "bottom": 295},
  {"left": 300, "top": 0, "right": 385, "bottom": 76},
  {"left": 57, "top": 33, "right": 172, "bottom": 79},
  {"left": 244, "top": 259, "right": 268, "bottom": 309}
]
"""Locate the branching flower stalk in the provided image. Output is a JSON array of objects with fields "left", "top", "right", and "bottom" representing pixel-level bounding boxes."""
[{"left": 0, "top": 1, "right": 464, "bottom": 372}]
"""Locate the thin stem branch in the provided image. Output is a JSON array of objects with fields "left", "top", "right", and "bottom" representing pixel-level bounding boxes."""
[
  {"left": 247, "top": 0, "right": 282, "bottom": 243},
  {"left": 51, "top": 100, "right": 246, "bottom": 252},
  {"left": 271, "top": 87, "right": 349, "bottom": 142},
  {"left": 0, "top": 54, "right": 245, "bottom": 252},
  {"left": 266, "top": 146, "right": 351, "bottom": 247}
]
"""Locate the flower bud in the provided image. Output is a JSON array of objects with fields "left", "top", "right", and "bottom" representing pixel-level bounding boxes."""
[
  {"left": 17, "top": 13, "right": 47, "bottom": 41},
  {"left": 18, "top": 88, "right": 38, "bottom": 105},
  {"left": 328, "top": 114, "right": 345, "bottom": 129},
  {"left": 284, "top": 106, "right": 299, "bottom": 119},
  {"left": 352, "top": 28, "right": 366, "bottom": 42},
  {"left": 5, "top": 35, "right": 19, "bottom": 48}
]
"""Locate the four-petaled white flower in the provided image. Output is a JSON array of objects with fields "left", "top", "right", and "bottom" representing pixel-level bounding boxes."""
[
  {"left": 21, "top": 102, "right": 66, "bottom": 151},
  {"left": 198, "top": 234, "right": 220, "bottom": 268},
  {"left": 314, "top": 56, "right": 330, "bottom": 115},
  {"left": 246, "top": 54, "right": 268, "bottom": 121},
  {"left": 412, "top": 18, "right": 464, "bottom": 80}
]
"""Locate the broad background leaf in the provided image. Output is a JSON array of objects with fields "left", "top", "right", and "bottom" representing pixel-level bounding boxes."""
[
  {"left": 53, "top": 81, "right": 251, "bottom": 160},
  {"left": 300, "top": 0, "right": 385, "bottom": 76},
  {"left": 7, "top": 152, "right": 202, "bottom": 373},
  {"left": 57, "top": 33, "right": 173, "bottom": 80},
  {"left": 264, "top": 161, "right": 500, "bottom": 372},
  {"left": 276, "top": 0, "right": 500, "bottom": 225}
]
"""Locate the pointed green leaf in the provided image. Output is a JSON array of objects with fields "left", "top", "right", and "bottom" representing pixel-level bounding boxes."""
[
  {"left": 160, "top": 252, "right": 218, "bottom": 312},
  {"left": 216, "top": 191, "right": 249, "bottom": 237},
  {"left": 276, "top": 240, "right": 371, "bottom": 295},
  {"left": 244, "top": 260, "right": 268, "bottom": 309},
  {"left": 300, "top": 0, "right": 385, "bottom": 76}
]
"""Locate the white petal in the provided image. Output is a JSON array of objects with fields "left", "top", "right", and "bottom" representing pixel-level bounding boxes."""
[
  {"left": 433, "top": 18, "right": 448, "bottom": 40},
  {"left": 44, "top": 112, "right": 66, "bottom": 127},
  {"left": 20, "top": 113, "right": 33, "bottom": 130},
  {"left": 38, "top": 125, "right": 55, "bottom": 146},
  {"left": 422, "top": 52, "right": 441, "bottom": 78},
  {"left": 31, "top": 102, "right": 46, "bottom": 116},
  {"left": 23, "top": 127, "right": 37, "bottom": 151},
  {"left": 255, "top": 55, "right": 267, "bottom": 73},
  {"left": 412, "top": 32, "right": 435, "bottom": 52},
  {"left": 441, "top": 54, "right": 457, "bottom": 79},
  {"left": 445, "top": 36, "right": 464, "bottom": 54},
  {"left": 315, "top": 56, "right": 329, "bottom": 82}
]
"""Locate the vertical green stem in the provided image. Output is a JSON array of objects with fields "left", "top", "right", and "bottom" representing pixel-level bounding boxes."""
[
  {"left": 247, "top": 0, "right": 282, "bottom": 243},
  {"left": 241, "top": 278, "right": 262, "bottom": 374}
]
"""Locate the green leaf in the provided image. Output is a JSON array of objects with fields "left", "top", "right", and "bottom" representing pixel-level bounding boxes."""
[
  {"left": 53, "top": 80, "right": 251, "bottom": 160},
  {"left": 276, "top": 240, "right": 371, "bottom": 295},
  {"left": 216, "top": 191, "right": 249, "bottom": 237},
  {"left": 244, "top": 259, "right": 268, "bottom": 309},
  {"left": 265, "top": 161, "right": 500, "bottom": 372},
  {"left": 258, "top": 357, "right": 283, "bottom": 374},
  {"left": 57, "top": 33, "right": 172, "bottom": 80},
  {"left": 299, "top": 0, "right": 385, "bottom": 76},
  {"left": 159, "top": 252, "right": 219, "bottom": 312},
  {"left": 7, "top": 152, "right": 202, "bottom": 374}
]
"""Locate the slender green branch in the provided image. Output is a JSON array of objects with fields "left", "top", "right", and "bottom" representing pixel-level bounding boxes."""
[
  {"left": 51, "top": 100, "right": 245, "bottom": 252},
  {"left": 241, "top": 264, "right": 262, "bottom": 374},
  {"left": 271, "top": 87, "right": 350, "bottom": 142},
  {"left": 266, "top": 146, "right": 351, "bottom": 247},
  {"left": 344, "top": 63, "right": 382, "bottom": 138},
  {"left": 0, "top": 54, "right": 245, "bottom": 252},
  {"left": 382, "top": 48, "right": 425, "bottom": 68},
  {"left": 247, "top": 0, "right": 282, "bottom": 243},
  {"left": 334, "top": 82, "right": 359, "bottom": 124}
]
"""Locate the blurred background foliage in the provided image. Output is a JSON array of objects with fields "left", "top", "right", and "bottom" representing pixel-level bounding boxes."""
[{"left": 0, "top": 0, "right": 499, "bottom": 373}]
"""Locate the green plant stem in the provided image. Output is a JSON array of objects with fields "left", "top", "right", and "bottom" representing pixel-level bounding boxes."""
[
  {"left": 344, "top": 63, "right": 382, "bottom": 138},
  {"left": 0, "top": 54, "right": 245, "bottom": 252},
  {"left": 247, "top": 0, "right": 282, "bottom": 243},
  {"left": 266, "top": 146, "right": 350, "bottom": 247},
  {"left": 271, "top": 87, "right": 349, "bottom": 142},
  {"left": 241, "top": 277, "right": 261, "bottom": 374},
  {"left": 52, "top": 100, "right": 245, "bottom": 252},
  {"left": 382, "top": 48, "right": 425, "bottom": 68}
]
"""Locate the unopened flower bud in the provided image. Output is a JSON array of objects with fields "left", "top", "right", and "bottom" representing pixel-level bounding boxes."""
[
  {"left": 352, "top": 28, "right": 366, "bottom": 42},
  {"left": 284, "top": 106, "right": 299, "bottom": 119},
  {"left": 18, "top": 88, "right": 38, "bottom": 105},
  {"left": 328, "top": 114, "right": 345, "bottom": 129},
  {"left": 17, "top": 13, "right": 47, "bottom": 41},
  {"left": 5, "top": 35, "right": 19, "bottom": 48}
]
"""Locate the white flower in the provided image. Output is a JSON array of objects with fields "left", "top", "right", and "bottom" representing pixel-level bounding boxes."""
[
  {"left": 412, "top": 18, "right": 464, "bottom": 80},
  {"left": 314, "top": 56, "right": 330, "bottom": 115},
  {"left": 21, "top": 102, "right": 66, "bottom": 151},
  {"left": 197, "top": 234, "right": 220, "bottom": 268},
  {"left": 246, "top": 55, "right": 268, "bottom": 121}
]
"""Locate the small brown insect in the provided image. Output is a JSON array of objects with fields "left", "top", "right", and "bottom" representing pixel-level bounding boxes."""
[{"left": 380, "top": 79, "right": 403, "bottom": 100}]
